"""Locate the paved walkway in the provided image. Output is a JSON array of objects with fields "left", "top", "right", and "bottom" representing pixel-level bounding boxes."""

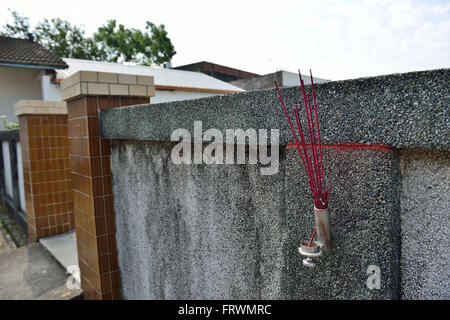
[
  {"left": 0, "top": 242, "right": 82, "bottom": 300},
  {"left": 0, "top": 203, "right": 82, "bottom": 300}
]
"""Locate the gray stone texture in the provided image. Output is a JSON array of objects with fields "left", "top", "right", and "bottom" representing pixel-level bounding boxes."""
[
  {"left": 101, "top": 69, "right": 449, "bottom": 151},
  {"left": 284, "top": 147, "right": 401, "bottom": 299},
  {"left": 111, "top": 141, "right": 402, "bottom": 299},
  {"left": 112, "top": 141, "right": 286, "bottom": 299},
  {"left": 399, "top": 149, "right": 450, "bottom": 300},
  {"left": 104, "top": 68, "right": 449, "bottom": 300}
]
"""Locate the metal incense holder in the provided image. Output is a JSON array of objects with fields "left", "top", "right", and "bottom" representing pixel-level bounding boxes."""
[
  {"left": 298, "top": 207, "right": 332, "bottom": 268},
  {"left": 298, "top": 240, "right": 322, "bottom": 268},
  {"left": 313, "top": 207, "right": 332, "bottom": 254}
]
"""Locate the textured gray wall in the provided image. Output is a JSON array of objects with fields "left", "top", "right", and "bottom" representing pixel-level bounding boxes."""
[
  {"left": 284, "top": 147, "right": 401, "bottom": 299},
  {"left": 101, "top": 69, "right": 449, "bottom": 151},
  {"left": 112, "top": 141, "right": 286, "bottom": 299},
  {"left": 103, "top": 68, "right": 449, "bottom": 300},
  {"left": 399, "top": 150, "right": 450, "bottom": 299},
  {"left": 111, "top": 141, "right": 402, "bottom": 299}
]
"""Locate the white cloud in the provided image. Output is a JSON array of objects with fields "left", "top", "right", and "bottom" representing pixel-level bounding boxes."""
[{"left": 0, "top": 0, "right": 448, "bottom": 80}]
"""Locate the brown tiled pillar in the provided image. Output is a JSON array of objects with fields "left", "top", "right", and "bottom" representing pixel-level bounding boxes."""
[
  {"left": 14, "top": 100, "right": 73, "bottom": 242},
  {"left": 61, "top": 71, "right": 155, "bottom": 300}
]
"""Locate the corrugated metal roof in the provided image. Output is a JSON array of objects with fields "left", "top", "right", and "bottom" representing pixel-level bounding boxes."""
[{"left": 57, "top": 58, "right": 245, "bottom": 93}]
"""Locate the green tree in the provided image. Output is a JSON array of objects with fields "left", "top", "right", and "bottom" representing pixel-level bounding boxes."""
[
  {"left": 93, "top": 20, "right": 176, "bottom": 66},
  {"left": 1, "top": 9, "right": 176, "bottom": 66},
  {"left": 34, "top": 17, "right": 97, "bottom": 60},
  {"left": 1, "top": 9, "right": 31, "bottom": 39}
]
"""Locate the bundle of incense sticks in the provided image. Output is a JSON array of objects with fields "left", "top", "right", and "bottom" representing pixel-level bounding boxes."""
[{"left": 275, "top": 70, "right": 330, "bottom": 210}]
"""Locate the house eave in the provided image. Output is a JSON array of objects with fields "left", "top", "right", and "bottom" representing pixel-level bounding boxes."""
[{"left": 0, "top": 62, "right": 66, "bottom": 70}]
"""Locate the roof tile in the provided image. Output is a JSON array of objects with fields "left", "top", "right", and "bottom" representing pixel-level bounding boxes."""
[{"left": 0, "top": 36, "right": 68, "bottom": 69}]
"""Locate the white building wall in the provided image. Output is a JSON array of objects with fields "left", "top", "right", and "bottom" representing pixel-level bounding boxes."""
[
  {"left": 16, "top": 142, "right": 26, "bottom": 212},
  {"left": 0, "top": 65, "right": 231, "bottom": 114},
  {"left": 41, "top": 74, "right": 62, "bottom": 101},
  {"left": 151, "top": 89, "right": 219, "bottom": 104},
  {"left": 2, "top": 141, "right": 13, "bottom": 198},
  {"left": 281, "top": 70, "right": 329, "bottom": 87},
  {"left": 0, "top": 66, "right": 42, "bottom": 128}
]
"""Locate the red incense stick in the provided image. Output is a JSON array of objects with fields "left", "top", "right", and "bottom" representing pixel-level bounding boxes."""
[
  {"left": 308, "top": 228, "right": 316, "bottom": 247},
  {"left": 275, "top": 69, "right": 330, "bottom": 210}
]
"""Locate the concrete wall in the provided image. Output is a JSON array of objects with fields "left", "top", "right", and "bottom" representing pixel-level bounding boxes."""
[
  {"left": 111, "top": 141, "right": 286, "bottom": 299},
  {"left": 0, "top": 66, "right": 42, "bottom": 127},
  {"left": 102, "top": 69, "right": 448, "bottom": 150},
  {"left": 101, "top": 68, "right": 449, "bottom": 299},
  {"left": 111, "top": 141, "right": 402, "bottom": 299},
  {"left": 399, "top": 149, "right": 450, "bottom": 299}
]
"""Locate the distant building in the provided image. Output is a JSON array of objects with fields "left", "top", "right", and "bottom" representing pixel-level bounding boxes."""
[
  {"left": 57, "top": 58, "right": 244, "bottom": 104},
  {"left": 0, "top": 36, "right": 68, "bottom": 128},
  {"left": 0, "top": 37, "right": 245, "bottom": 126},
  {"left": 174, "top": 61, "right": 259, "bottom": 83},
  {"left": 230, "top": 70, "right": 330, "bottom": 91},
  {"left": 174, "top": 61, "right": 329, "bottom": 91}
]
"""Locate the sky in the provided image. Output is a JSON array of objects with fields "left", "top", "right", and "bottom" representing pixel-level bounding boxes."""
[{"left": 1, "top": 0, "right": 449, "bottom": 80}]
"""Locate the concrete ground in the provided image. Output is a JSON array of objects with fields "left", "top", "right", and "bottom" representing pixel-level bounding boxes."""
[
  {"left": 39, "top": 231, "right": 78, "bottom": 270},
  {"left": 0, "top": 242, "right": 82, "bottom": 300},
  {"left": 39, "top": 231, "right": 80, "bottom": 285},
  {"left": 0, "top": 205, "right": 82, "bottom": 300}
]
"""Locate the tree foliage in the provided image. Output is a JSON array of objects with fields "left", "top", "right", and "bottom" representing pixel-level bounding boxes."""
[
  {"left": 1, "top": 9, "right": 176, "bottom": 66},
  {"left": 2, "top": 9, "right": 31, "bottom": 39},
  {"left": 34, "top": 17, "right": 96, "bottom": 60}
]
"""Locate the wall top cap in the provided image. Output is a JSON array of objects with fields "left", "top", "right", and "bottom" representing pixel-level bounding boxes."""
[
  {"left": 99, "top": 68, "right": 449, "bottom": 151},
  {"left": 14, "top": 100, "right": 67, "bottom": 116},
  {"left": 61, "top": 70, "right": 156, "bottom": 101}
]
